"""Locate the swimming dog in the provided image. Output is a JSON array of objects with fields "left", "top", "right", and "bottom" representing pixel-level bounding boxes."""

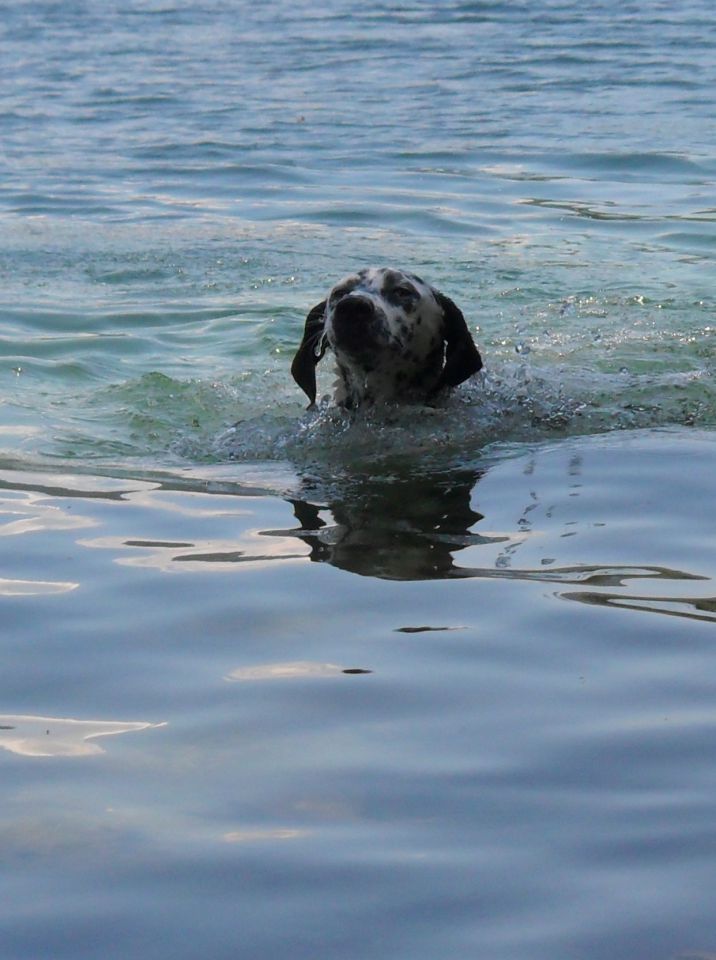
[{"left": 291, "top": 267, "right": 482, "bottom": 408}]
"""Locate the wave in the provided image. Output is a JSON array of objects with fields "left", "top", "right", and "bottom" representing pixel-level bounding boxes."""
[{"left": 34, "top": 350, "right": 711, "bottom": 476}]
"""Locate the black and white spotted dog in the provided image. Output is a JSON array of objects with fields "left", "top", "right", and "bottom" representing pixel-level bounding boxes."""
[{"left": 291, "top": 268, "right": 483, "bottom": 408}]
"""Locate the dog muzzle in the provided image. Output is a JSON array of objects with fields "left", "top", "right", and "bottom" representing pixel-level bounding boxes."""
[{"left": 329, "top": 294, "right": 386, "bottom": 356}]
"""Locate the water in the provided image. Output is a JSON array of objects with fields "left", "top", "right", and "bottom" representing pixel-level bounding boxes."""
[{"left": 2, "top": 1, "right": 716, "bottom": 957}]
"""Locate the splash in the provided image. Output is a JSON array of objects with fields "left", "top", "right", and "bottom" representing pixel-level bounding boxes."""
[{"left": 27, "top": 286, "right": 716, "bottom": 474}]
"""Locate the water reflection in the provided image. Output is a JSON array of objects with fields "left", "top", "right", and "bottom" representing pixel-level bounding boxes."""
[
  {"left": 280, "top": 468, "right": 506, "bottom": 580},
  {"left": 79, "top": 533, "right": 307, "bottom": 571},
  {"left": 223, "top": 828, "right": 309, "bottom": 843},
  {"left": 563, "top": 590, "right": 716, "bottom": 624},
  {"left": 226, "top": 661, "right": 372, "bottom": 681},
  {"left": 2, "top": 453, "right": 714, "bottom": 627},
  {"left": 271, "top": 465, "right": 716, "bottom": 628},
  {"left": 0, "top": 577, "right": 78, "bottom": 596},
  {"left": 0, "top": 487, "right": 97, "bottom": 538},
  {"left": 0, "top": 715, "right": 166, "bottom": 757}
]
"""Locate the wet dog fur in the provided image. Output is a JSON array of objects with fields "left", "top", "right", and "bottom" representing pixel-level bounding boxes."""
[{"left": 291, "top": 267, "right": 482, "bottom": 409}]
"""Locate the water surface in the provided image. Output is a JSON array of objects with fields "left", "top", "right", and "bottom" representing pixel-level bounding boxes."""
[{"left": 2, "top": 1, "right": 716, "bottom": 958}]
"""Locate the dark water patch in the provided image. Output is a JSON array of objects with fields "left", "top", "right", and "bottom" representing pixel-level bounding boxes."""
[
  {"left": 6, "top": 194, "right": 120, "bottom": 218},
  {"left": 657, "top": 231, "right": 716, "bottom": 255},
  {"left": 520, "top": 197, "right": 652, "bottom": 223},
  {"left": 130, "top": 140, "right": 250, "bottom": 162},
  {"left": 563, "top": 589, "right": 716, "bottom": 626},
  {"left": 0, "top": 355, "right": 97, "bottom": 383},
  {"left": 126, "top": 160, "right": 311, "bottom": 187},
  {"left": 89, "top": 268, "right": 178, "bottom": 285},
  {"left": 555, "top": 150, "right": 712, "bottom": 180},
  {"left": 41, "top": 307, "right": 249, "bottom": 334}
]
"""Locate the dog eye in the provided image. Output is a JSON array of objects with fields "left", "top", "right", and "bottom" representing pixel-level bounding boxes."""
[{"left": 394, "top": 284, "right": 417, "bottom": 300}]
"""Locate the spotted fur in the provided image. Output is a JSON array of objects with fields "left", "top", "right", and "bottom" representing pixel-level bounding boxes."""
[{"left": 291, "top": 267, "right": 483, "bottom": 408}]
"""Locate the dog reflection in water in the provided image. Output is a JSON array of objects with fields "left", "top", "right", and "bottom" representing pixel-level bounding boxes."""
[{"left": 286, "top": 469, "right": 505, "bottom": 581}]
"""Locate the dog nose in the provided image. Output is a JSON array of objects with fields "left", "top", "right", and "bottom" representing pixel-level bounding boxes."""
[{"left": 334, "top": 294, "right": 375, "bottom": 322}]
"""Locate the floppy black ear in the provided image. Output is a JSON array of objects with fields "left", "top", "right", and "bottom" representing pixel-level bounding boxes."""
[
  {"left": 433, "top": 291, "right": 483, "bottom": 390},
  {"left": 291, "top": 300, "right": 327, "bottom": 406}
]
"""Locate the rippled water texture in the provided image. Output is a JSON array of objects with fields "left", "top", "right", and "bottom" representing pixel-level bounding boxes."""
[
  {"left": 4, "top": 430, "right": 716, "bottom": 960},
  {"left": 2, "top": 1, "right": 716, "bottom": 958},
  {"left": 2, "top": 0, "right": 715, "bottom": 463}
]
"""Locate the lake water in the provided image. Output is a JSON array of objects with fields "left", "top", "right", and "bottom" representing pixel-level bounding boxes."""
[{"left": 2, "top": 1, "right": 716, "bottom": 958}]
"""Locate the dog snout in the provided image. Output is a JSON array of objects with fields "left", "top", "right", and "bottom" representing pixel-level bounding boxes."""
[
  {"left": 333, "top": 293, "right": 375, "bottom": 323},
  {"left": 330, "top": 293, "right": 385, "bottom": 356}
]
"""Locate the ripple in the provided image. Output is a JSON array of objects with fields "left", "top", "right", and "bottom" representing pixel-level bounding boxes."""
[
  {"left": 0, "top": 578, "right": 78, "bottom": 597},
  {"left": 225, "top": 662, "right": 373, "bottom": 681},
  {"left": 0, "top": 715, "right": 166, "bottom": 757},
  {"left": 563, "top": 590, "right": 716, "bottom": 625}
]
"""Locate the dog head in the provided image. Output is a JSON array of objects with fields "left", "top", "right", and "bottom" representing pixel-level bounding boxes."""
[{"left": 291, "top": 268, "right": 482, "bottom": 408}]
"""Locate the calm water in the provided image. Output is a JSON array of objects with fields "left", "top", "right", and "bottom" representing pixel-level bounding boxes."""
[{"left": 2, "top": 1, "right": 716, "bottom": 958}]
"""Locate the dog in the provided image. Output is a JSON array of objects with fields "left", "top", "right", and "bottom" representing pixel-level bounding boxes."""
[{"left": 291, "top": 268, "right": 482, "bottom": 408}]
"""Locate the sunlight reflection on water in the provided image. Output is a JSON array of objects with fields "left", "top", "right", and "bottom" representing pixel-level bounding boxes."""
[{"left": 0, "top": 716, "right": 166, "bottom": 758}]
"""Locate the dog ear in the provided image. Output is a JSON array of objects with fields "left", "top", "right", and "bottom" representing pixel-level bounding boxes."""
[
  {"left": 291, "top": 300, "right": 328, "bottom": 406},
  {"left": 433, "top": 291, "right": 483, "bottom": 389}
]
